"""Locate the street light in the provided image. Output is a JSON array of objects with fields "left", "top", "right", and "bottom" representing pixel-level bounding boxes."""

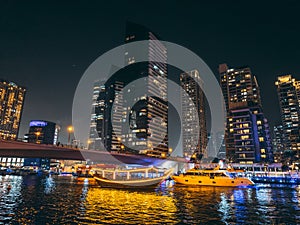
[
  {"left": 67, "top": 126, "right": 74, "bottom": 147},
  {"left": 35, "top": 131, "right": 41, "bottom": 144}
]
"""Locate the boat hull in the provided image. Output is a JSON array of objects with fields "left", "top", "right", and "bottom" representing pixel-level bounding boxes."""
[
  {"left": 172, "top": 175, "right": 254, "bottom": 187},
  {"left": 93, "top": 175, "right": 165, "bottom": 189}
]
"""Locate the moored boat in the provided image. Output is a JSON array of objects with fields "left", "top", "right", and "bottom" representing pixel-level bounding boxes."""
[
  {"left": 172, "top": 166, "right": 254, "bottom": 187},
  {"left": 91, "top": 167, "right": 173, "bottom": 189}
]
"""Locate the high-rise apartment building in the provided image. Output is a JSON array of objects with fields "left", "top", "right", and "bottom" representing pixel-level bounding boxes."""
[
  {"left": 275, "top": 75, "right": 300, "bottom": 152},
  {"left": 90, "top": 23, "right": 168, "bottom": 158},
  {"left": 219, "top": 64, "right": 273, "bottom": 163},
  {"left": 180, "top": 70, "right": 207, "bottom": 159},
  {"left": 0, "top": 79, "right": 26, "bottom": 140},
  {"left": 121, "top": 22, "right": 168, "bottom": 158}
]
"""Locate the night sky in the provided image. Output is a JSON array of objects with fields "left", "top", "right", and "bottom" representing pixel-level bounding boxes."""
[{"left": 0, "top": 0, "right": 299, "bottom": 142}]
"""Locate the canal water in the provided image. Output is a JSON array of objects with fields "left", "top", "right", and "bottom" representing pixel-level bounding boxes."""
[{"left": 0, "top": 175, "right": 299, "bottom": 224}]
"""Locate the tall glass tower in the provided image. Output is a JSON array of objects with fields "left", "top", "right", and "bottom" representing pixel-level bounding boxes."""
[
  {"left": 180, "top": 70, "right": 207, "bottom": 159},
  {"left": 121, "top": 22, "right": 168, "bottom": 158}
]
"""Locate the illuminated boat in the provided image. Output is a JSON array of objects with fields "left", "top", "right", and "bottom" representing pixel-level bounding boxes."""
[
  {"left": 91, "top": 167, "right": 173, "bottom": 189},
  {"left": 172, "top": 166, "right": 254, "bottom": 187}
]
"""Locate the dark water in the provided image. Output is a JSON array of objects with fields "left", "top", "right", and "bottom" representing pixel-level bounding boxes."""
[{"left": 0, "top": 175, "right": 300, "bottom": 224}]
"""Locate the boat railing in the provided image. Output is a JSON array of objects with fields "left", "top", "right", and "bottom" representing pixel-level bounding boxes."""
[
  {"left": 91, "top": 167, "right": 173, "bottom": 181},
  {"left": 246, "top": 171, "right": 300, "bottom": 178}
]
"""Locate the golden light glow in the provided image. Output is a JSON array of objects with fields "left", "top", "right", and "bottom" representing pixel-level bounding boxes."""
[
  {"left": 67, "top": 126, "right": 74, "bottom": 132},
  {"left": 84, "top": 187, "right": 177, "bottom": 224}
]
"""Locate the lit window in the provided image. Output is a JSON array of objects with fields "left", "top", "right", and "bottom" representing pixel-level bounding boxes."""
[{"left": 259, "top": 137, "right": 264, "bottom": 142}]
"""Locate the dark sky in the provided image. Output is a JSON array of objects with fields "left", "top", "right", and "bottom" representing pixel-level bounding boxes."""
[{"left": 0, "top": 0, "right": 299, "bottom": 142}]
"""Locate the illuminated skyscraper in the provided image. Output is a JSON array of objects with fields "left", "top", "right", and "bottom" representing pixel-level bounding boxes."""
[
  {"left": 275, "top": 75, "right": 300, "bottom": 153},
  {"left": 180, "top": 70, "right": 207, "bottom": 159},
  {"left": 272, "top": 124, "right": 286, "bottom": 152},
  {"left": 121, "top": 22, "right": 168, "bottom": 158},
  {"left": 111, "top": 81, "right": 124, "bottom": 151},
  {"left": 0, "top": 79, "right": 26, "bottom": 140},
  {"left": 90, "top": 80, "right": 124, "bottom": 151},
  {"left": 272, "top": 124, "right": 286, "bottom": 163},
  {"left": 219, "top": 64, "right": 273, "bottom": 163},
  {"left": 88, "top": 80, "right": 104, "bottom": 150}
]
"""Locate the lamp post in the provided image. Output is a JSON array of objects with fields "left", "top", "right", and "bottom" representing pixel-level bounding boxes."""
[
  {"left": 35, "top": 131, "right": 41, "bottom": 144},
  {"left": 67, "top": 126, "right": 74, "bottom": 147},
  {"left": 169, "top": 147, "right": 173, "bottom": 154}
]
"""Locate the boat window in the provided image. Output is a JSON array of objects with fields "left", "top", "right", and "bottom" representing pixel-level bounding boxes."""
[{"left": 185, "top": 172, "right": 195, "bottom": 175}]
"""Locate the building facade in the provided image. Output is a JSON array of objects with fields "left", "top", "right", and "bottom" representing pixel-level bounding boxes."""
[
  {"left": 91, "top": 23, "right": 168, "bottom": 158},
  {"left": 90, "top": 80, "right": 124, "bottom": 151},
  {"left": 0, "top": 79, "right": 26, "bottom": 140},
  {"left": 219, "top": 64, "right": 273, "bottom": 163},
  {"left": 272, "top": 124, "right": 286, "bottom": 153},
  {"left": 121, "top": 22, "right": 168, "bottom": 158},
  {"left": 272, "top": 124, "right": 286, "bottom": 163},
  {"left": 24, "top": 120, "right": 59, "bottom": 145},
  {"left": 180, "top": 70, "right": 207, "bottom": 159},
  {"left": 275, "top": 75, "right": 300, "bottom": 153},
  {"left": 88, "top": 80, "right": 104, "bottom": 150}
]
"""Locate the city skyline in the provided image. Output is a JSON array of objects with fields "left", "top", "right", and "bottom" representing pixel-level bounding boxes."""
[
  {"left": 0, "top": 1, "right": 299, "bottom": 142},
  {"left": 1, "top": 2, "right": 300, "bottom": 224}
]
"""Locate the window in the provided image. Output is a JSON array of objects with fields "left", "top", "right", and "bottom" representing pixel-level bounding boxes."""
[{"left": 259, "top": 137, "right": 264, "bottom": 142}]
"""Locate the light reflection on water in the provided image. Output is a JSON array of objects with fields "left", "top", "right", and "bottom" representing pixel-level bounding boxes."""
[{"left": 0, "top": 176, "right": 299, "bottom": 224}]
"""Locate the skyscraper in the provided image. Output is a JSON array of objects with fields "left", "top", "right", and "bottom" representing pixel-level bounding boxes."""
[
  {"left": 272, "top": 124, "right": 286, "bottom": 163},
  {"left": 0, "top": 79, "right": 26, "bottom": 140},
  {"left": 90, "top": 80, "right": 124, "bottom": 151},
  {"left": 272, "top": 124, "right": 286, "bottom": 152},
  {"left": 219, "top": 64, "right": 273, "bottom": 163},
  {"left": 88, "top": 80, "right": 104, "bottom": 150},
  {"left": 275, "top": 75, "right": 300, "bottom": 153},
  {"left": 121, "top": 22, "right": 168, "bottom": 158},
  {"left": 180, "top": 70, "right": 207, "bottom": 159}
]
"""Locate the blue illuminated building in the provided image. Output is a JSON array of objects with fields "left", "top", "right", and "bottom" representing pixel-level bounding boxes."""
[
  {"left": 25, "top": 120, "right": 59, "bottom": 144},
  {"left": 24, "top": 120, "right": 60, "bottom": 169}
]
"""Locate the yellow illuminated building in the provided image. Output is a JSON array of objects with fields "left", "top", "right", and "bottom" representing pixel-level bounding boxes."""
[{"left": 0, "top": 80, "right": 26, "bottom": 140}]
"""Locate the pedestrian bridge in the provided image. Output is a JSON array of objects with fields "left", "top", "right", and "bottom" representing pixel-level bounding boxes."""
[{"left": 0, "top": 140, "right": 187, "bottom": 166}]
